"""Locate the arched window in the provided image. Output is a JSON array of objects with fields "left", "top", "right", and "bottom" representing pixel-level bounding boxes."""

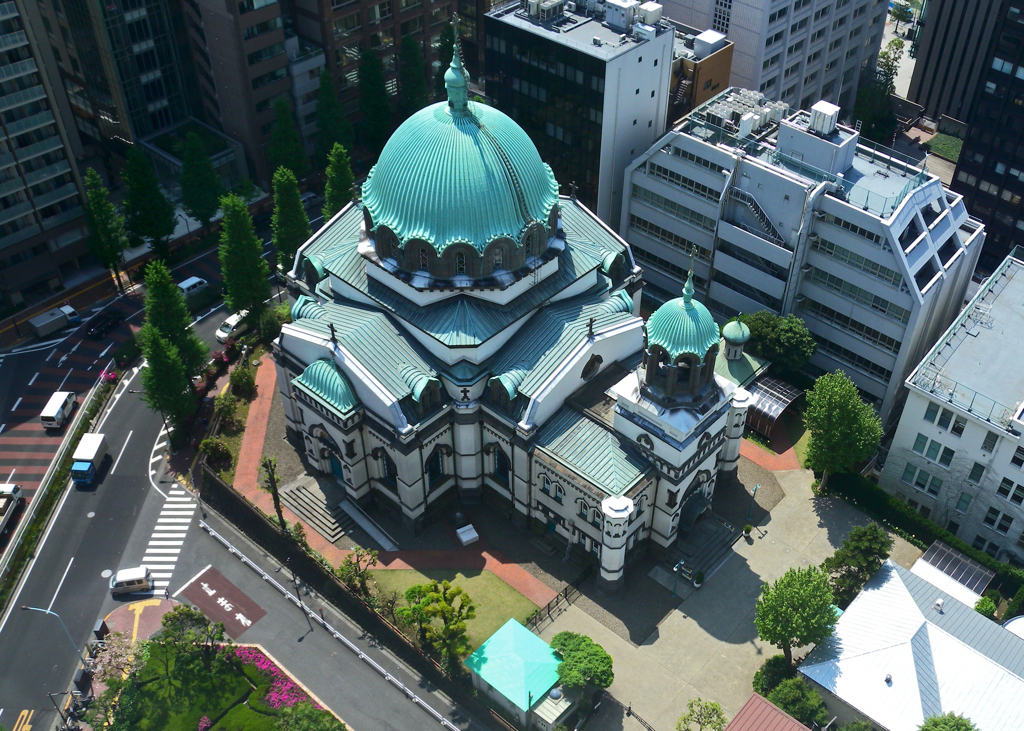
[
  {"left": 456, "top": 251, "right": 466, "bottom": 275},
  {"left": 493, "top": 249, "right": 503, "bottom": 270},
  {"left": 377, "top": 451, "right": 397, "bottom": 490},
  {"left": 541, "top": 475, "right": 552, "bottom": 495},
  {"left": 493, "top": 449, "right": 510, "bottom": 485},
  {"left": 427, "top": 449, "right": 444, "bottom": 486},
  {"left": 390, "top": 242, "right": 400, "bottom": 260},
  {"left": 419, "top": 248, "right": 429, "bottom": 271}
]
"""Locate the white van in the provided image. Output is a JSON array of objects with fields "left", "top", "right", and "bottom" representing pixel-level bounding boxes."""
[
  {"left": 40, "top": 391, "right": 76, "bottom": 429},
  {"left": 216, "top": 310, "right": 250, "bottom": 343},
  {"left": 177, "top": 276, "right": 208, "bottom": 299},
  {"left": 110, "top": 566, "right": 153, "bottom": 596}
]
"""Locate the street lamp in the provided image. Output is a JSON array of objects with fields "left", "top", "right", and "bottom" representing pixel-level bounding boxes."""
[
  {"left": 746, "top": 482, "right": 761, "bottom": 524},
  {"left": 178, "top": 213, "right": 193, "bottom": 244},
  {"left": 21, "top": 606, "right": 87, "bottom": 664},
  {"left": 48, "top": 691, "right": 69, "bottom": 725},
  {"left": 671, "top": 559, "right": 685, "bottom": 598}
]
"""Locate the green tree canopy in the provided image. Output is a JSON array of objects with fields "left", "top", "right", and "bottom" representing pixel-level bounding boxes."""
[
  {"left": 890, "top": 2, "right": 913, "bottom": 31},
  {"left": 754, "top": 566, "right": 836, "bottom": 666},
  {"left": 276, "top": 701, "right": 347, "bottom": 731},
  {"left": 740, "top": 311, "right": 817, "bottom": 377},
  {"left": 179, "top": 131, "right": 223, "bottom": 230},
  {"left": 840, "top": 722, "right": 875, "bottom": 731},
  {"left": 83, "top": 168, "right": 128, "bottom": 289},
  {"left": 218, "top": 193, "right": 270, "bottom": 316},
  {"left": 675, "top": 698, "right": 727, "bottom": 731},
  {"left": 140, "top": 330, "right": 196, "bottom": 431},
  {"left": 271, "top": 166, "right": 311, "bottom": 272},
  {"left": 550, "top": 631, "right": 614, "bottom": 689},
  {"left": 766, "top": 678, "right": 829, "bottom": 727},
  {"left": 821, "top": 523, "right": 893, "bottom": 608},
  {"left": 267, "top": 98, "right": 309, "bottom": 179},
  {"left": 323, "top": 142, "right": 355, "bottom": 220},
  {"left": 397, "top": 35, "right": 428, "bottom": 122},
  {"left": 434, "top": 22, "right": 456, "bottom": 99},
  {"left": 315, "top": 69, "right": 355, "bottom": 170},
  {"left": 122, "top": 146, "right": 176, "bottom": 259},
  {"left": 396, "top": 583, "right": 432, "bottom": 641},
  {"left": 974, "top": 596, "right": 997, "bottom": 618},
  {"left": 853, "top": 39, "right": 905, "bottom": 144},
  {"left": 419, "top": 580, "right": 476, "bottom": 671},
  {"left": 140, "top": 260, "right": 207, "bottom": 377},
  {"left": 804, "top": 370, "right": 882, "bottom": 483},
  {"left": 358, "top": 50, "right": 392, "bottom": 156},
  {"left": 919, "top": 714, "right": 980, "bottom": 731}
]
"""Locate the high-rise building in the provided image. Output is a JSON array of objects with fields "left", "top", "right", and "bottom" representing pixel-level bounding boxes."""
[
  {"left": 0, "top": 0, "right": 89, "bottom": 308},
  {"left": 664, "top": 21, "right": 733, "bottom": 126},
  {"left": 662, "top": 0, "right": 888, "bottom": 111},
  {"left": 484, "top": 0, "right": 676, "bottom": 225},
  {"left": 950, "top": 0, "right": 1024, "bottom": 275},
  {"left": 621, "top": 88, "right": 983, "bottom": 424}
]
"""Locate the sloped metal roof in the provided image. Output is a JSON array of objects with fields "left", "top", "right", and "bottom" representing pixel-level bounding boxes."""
[
  {"left": 725, "top": 693, "right": 809, "bottom": 731},
  {"left": 292, "top": 359, "right": 360, "bottom": 415},
  {"left": 464, "top": 619, "right": 560, "bottom": 712}
]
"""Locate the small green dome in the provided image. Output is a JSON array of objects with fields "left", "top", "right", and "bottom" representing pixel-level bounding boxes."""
[
  {"left": 293, "top": 359, "right": 360, "bottom": 415},
  {"left": 722, "top": 319, "right": 750, "bottom": 344},
  {"left": 646, "top": 274, "right": 720, "bottom": 360},
  {"left": 361, "top": 49, "right": 559, "bottom": 255}
]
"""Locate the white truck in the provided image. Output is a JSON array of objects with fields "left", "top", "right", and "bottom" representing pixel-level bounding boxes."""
[
  {"left": 0, "top": 483, "right": 23, "bottom": 535},
  {"left": 28, "top": 305, "right": 81, "bottom": 338},
  {"left": 71, "top": 433, "right": 108, "bottom": 487}
]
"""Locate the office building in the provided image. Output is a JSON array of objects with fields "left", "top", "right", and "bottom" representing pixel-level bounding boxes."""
[
  {"left": 621, "top": 88, "right": 984, "bottom": 424},
  {"left": 662, "top": 0, "right": 888, "bottom": 111},
  {"left": 880, "top": 247, "right": 1024, "bottom": 562},
  {"left": 0, "top": 0, "right": 89, "bottom": 308},
  {"left": 907, "top": 0, "right": 1003, "bottom": 126},
  {"left": 664, "top": 21, "right": 733, "bottom": 126},
  {"left": 950, "top": 0, "right": 1024, "bottom": 275},
  {"left": 484, "top": 0, "right": 676, "bottom": 225}
]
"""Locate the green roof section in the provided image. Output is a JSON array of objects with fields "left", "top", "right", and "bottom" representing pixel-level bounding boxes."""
[
  {"left": 714, "top": 341, "right": 769, "bottom": 388},
  {"left": 646, "top": 272, "right": 720, "bottom": 360},
  {"left": 722, "top": 318, "right": 750, "bottom": 344},
  {"left": 536, "top": 407, "right": 651, "bottom": 496},
  {"left": 464, "top": 619, "right": 561, "bottom": 712},
  {"left": 292, "top": 359, "right": 360, "bottom": 416}
]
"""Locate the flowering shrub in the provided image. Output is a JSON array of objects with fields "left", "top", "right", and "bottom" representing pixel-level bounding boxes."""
[
  {"left": 197, "top": 717, "right": 212, "bottom": 731},
  {"left": 100, "top": 369, "right": 119, "bottom": 384},
  {"left": 234, "top": 646, "right": 320, "bottom": 710}
]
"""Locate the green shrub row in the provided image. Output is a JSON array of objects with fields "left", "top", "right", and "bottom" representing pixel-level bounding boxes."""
[
  {"left": 1005, "top": 585, "right": 1024, "bottom": 619},
  {"left": 829, "top": 472, "right": 1024, "bottom": 593}
]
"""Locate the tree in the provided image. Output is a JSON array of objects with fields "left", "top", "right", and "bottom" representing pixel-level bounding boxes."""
[
  {"left": 277, "top": 701, "right": 347, "bottom": 731},
  {"left": 180, "top": 131, "right": 223, "bottom": 231},
  {"left": 323, "top": 142, "right": 355, "bottom": 220},
  {"left": 122, "top": 146, "right": 176, "bottom": 259},
  {"left": 821, "top": 523, "right": 893, "bottom": 608},
  {"left": 261, "top": 457, "right": 286, "bottom": 533},
  {"left": 840, "top": 723, "right": 875, "bottom": 731},
  {"left": 752, "top": 654, "right": 795, "bottom": 696},
  {"left": 420, "top": 580, "right": 476, "bottom": 671},
  {"left": 358, "top": 50, "right": 392, "bottom": 156},
  {"left": 740, "top": 311, "right": 817, "bottom": 377},
  {"left": 157, "top": 604, "right": 229, "bottom": 676},
  {"left": 267, "top": 98, "right": 309, "bottom": 179},
  {"left": 397, "top": 35, "right": 428, "bottom": 122},
  {"left": 919, "top": 713, "right": 980, "bottom": 731},
  {"left": 676, "top": 698, "right": 727, "bottom": 731},
  {"left": 766, "top": 678, "right": 829, "bottom": 727},
  {"left": 804, "top": 370, "right": 882, "bottom": 486},
  {"left": 218, "top": 193, "right": 270, "bottom": 316},
  {"left": 890, "top": 2, "right": 913, "bottom": 32},
  {"left": 853, "top": 39, "right": 904, "bottom": 144},
  {"left": 315, "top": 70, "right": 355, "bottom": 170},
  {"left": 140, "top": 260, "right": 207, "bottom": 377},
  {"left": 754, "top": 566, "right": 836, "bottom": 667},
  {"left": 140, "top": 330, "right": 195, "bottom": 431},
  {"left": 550, "top": 632, "right": 614, "bottom": 689},
  {"left": 434, "top": 22, "right": 456, "bottom": 100},
  {"left": 396, "top": 583, "right": 432, "bottom": 640},
  {"left": 90, "top": 631, "right": 146, "bottom": 682},
  {"left": 974, "top": 596, "right": 997, "bottom": 618},
  {"left": 336, "top": 546, "right": 378, "bottom": 595},
  {"left": 83, "top": 168, "right": 128, "bottom": 291},
  {"left": 272, "top": 166, "right": 311, "bottom": 273}
]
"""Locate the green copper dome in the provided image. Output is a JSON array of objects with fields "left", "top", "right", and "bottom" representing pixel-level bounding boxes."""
[
  {"left": 722, "top": 318, "right": 750, "bottom": 344},
  {"left": 293, "top": 359, "right": 360, "bottom": 415},
  {"left": 361, "top": 48, "right": 559, "bottom": 255},
  {"left": 646, "top": 273, "right": 720, "bottom": 361}
]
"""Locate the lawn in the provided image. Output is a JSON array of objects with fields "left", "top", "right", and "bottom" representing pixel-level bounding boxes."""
[
  {"left": 216, "top": 396, "right": 250, "bottom": 485},
  {"left": 783, "top": 409, "right": 810, "bottom": 468},
  {"left": 370, "top": 569, "right": 537, "bottom": 650},
  {"left": 743, "top": 429, "right": 776, "bottom": 455},
  {"left": 924, "top": 133, "right": 963, "bottom": 163}
]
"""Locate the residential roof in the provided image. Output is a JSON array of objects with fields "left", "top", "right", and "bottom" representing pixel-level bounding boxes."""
[
  {"left": 799, "top": 560, "right": 1024, "bottom": 731},
  {"left": 536, "top": 407, "right": 651, "bottom": 496},
  {"left": 464, "top": 619, "right": 561, "bottom": 712},
  {"left": 292, "top": 359, "right": 360, "bottom": 416},
  {"left": 724, "top": 693, "right": 809, "bottom": 731}
]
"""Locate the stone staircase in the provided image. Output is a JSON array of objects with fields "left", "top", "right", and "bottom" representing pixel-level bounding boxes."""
[
  {"left": 282, "top": 481, "right": 356, "bottom": 543},
  {"left": 663, "top": 512, "right": 739, "bottom": 580}
]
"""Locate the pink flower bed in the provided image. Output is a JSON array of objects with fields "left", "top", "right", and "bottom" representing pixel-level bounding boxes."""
[{"left": 234, "top": 646, "right": 321, "bottom": 710}]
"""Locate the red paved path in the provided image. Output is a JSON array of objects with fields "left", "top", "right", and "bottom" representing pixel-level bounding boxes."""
[{"left": 739, "top": 425, "right": 801, "bottom": 471}]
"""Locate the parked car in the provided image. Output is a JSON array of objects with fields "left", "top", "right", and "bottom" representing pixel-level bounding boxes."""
[
  {"left": 86, "top": 310, "right": 124, "bottom": 338},
  {"left": 216, "top": 310, "right": 250, "bottom": 343}
]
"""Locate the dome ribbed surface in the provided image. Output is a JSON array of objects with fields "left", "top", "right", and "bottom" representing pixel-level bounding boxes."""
[
  {"left": 293, "top": 359, "right": 359, "bottom": 414},
  {"left": 361, "top": 102, "right": 559, "bottom": 254},
  {"left": 722, "top": 319, "right": 750, "bottom": 344},
  {"left": 647, "top": 296, "right": 720, "bottom": 361}
]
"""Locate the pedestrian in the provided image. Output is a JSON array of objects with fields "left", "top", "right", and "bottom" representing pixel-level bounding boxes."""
[
  {"left": 164, "top": 588, "right": 170, "bottom": 601},
  {"left": 319, "top": 607, "right": 325, "bottom": 621}
]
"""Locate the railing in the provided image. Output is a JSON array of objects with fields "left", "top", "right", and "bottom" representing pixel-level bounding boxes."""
[
  {"left": 727, "top": 187, "right": 787, "bottom": 247},
  {"left": 526, "top": 564, "right": 593, "bottom": 631},
  {"left": 601, "top": 694, "right": 659, "bottom": 731},
  {"left": 911, "top": 366, "right": 1016, "bottom": 428}
]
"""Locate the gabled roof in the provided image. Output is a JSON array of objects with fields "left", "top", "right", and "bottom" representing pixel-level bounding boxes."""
[
  {"left": 725, "top": 693, "right": 809, "bottom": 731},
  {"left": 799, "top": 560, "right": 1024, "bottom": 731},
  {"left": 464, "top": 619, "right": 561, "bottom": 712}
]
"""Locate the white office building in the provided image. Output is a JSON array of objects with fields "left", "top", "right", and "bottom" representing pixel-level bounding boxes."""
[
  {"left": 661, "top": 0, "right": 888, "bottom": 110},
  {"left": 621, "top": 88, "right": 984, "bottom": 424},
  {"left": 880, "top": 248, "right": 1024, "bottom": 563}
]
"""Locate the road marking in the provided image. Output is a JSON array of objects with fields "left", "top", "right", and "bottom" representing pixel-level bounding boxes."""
[
  {"left": 69, "top": 342, "right": 80, "bottom": 353},
  {"left": 154, "top": 580, "right": 170, "bottom": 588},
  {"left": 9, "top": 397, "right": 21, "bottom": 412},
  {"left": 0, "top": 424, "right": 5, "bottom": 435},
  {"left": 165, "top": 496, "right": 194, "bottom": 502},
  {"left": 46, "top": 348, "right": 56, "bottom": 361},
  {"left": 110, "top": 430, "right": 133, "bottom": 475},
  {"left": 12, "top": 709, "right": 32, "bottom": 731},
  {"left": 48, "top": 556, "right": 74, "bottom": 612},
  {"left": 99, "top": 342, "right": 112, "bottom": 357},
  {"left": 150, "top": 454, "right": 162, "bottom": 463},
  {"left": 154, "top": 441, "right": 167, "bottom": 451},
  {"left": 140, "top": 564, "right": 176, "bottom": 570},
  {"left": 174, "top": 564, "right": 212, "bottom": 598},
  {"left": 143, "top": 548, "right": 182, "bottom": 555},
  {"left": 28, "top": 372, "right": 38, "bottom": 386},
  {"left": 148, "top": 540, "right": 184, "bottom": 547},
  {"left": 151, "top": 572, "right": 174, "bottom": 578},
  {"left": 128, "top": 599, "right": 161, "bottom": 642},
  {"left": 7, "top": 469, "right": 15, "bottom": 482},
  {"left": 157, "top": 517, "right": 193, "bottom": 523},
  {"left": 58, "top": 368, "right": 73, "bottom": 390}
]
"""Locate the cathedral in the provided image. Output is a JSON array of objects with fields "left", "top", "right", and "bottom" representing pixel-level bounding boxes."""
[{"left": 276, "top": 46, "right": 760, "bottom": 590}]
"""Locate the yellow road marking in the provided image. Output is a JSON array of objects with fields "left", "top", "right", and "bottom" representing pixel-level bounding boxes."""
[
  {"left": 12, "top": 709, "right": 32, "bottom": 731},
  {"left": 128, "top": 598, "right": 161, "bottom": 642}
]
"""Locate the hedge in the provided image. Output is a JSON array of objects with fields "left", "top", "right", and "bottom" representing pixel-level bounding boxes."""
[
  {"left": 1006, "top": 585, "right": 1024, "bottom": 620},
  {"left": 829, "top": 472, "right": 1024, "bottom": 594}
]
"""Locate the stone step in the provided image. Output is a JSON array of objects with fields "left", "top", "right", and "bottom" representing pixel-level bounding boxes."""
[{"left": 282, "top": 484, "right": 355, "bottom": 543}]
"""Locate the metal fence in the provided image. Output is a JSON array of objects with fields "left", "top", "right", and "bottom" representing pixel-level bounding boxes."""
[{"left": 526, "top": 564, "right": 593, "bottom": 631}]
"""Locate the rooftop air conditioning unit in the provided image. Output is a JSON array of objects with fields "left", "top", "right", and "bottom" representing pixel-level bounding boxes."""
[
  {"left": 567, "top": 0, "right": 576, "bottom": 9},
  {"left": 593, "top": 36, "right": 603, "bottom": 45}
]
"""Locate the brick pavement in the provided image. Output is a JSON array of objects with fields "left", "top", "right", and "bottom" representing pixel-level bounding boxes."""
[{"left": 739, "top": 433, "right": 801, "bottom": 471}]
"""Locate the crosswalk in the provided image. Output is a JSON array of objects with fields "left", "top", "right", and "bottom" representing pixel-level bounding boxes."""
[{"left": 142, "top": 487, "right": 198, "bottom": 589}]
